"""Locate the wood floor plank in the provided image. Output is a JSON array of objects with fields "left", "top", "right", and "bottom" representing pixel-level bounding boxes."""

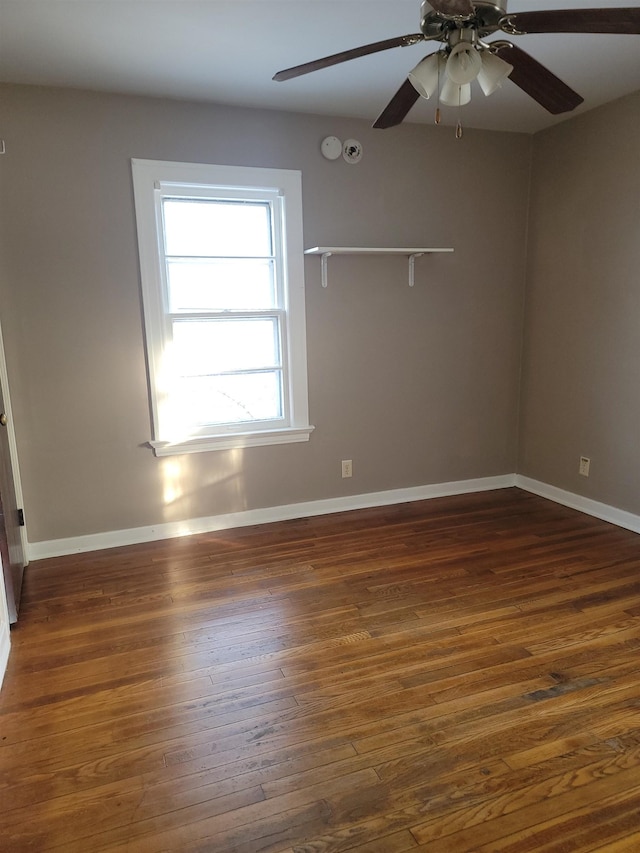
[
  {"left": 408, "top": 747, "right": 640, "bottom": 849},
  {"left": 2, "top": 488, "right": 640, "bottom": 850}
]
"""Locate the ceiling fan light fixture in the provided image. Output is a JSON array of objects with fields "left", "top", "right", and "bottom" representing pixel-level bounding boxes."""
[
  {"left": 477, "top": 50, "right": 513, "bottom": 96},
  {"left": 445, "top": 40, "right": 483, "bottom": 85},
  {"left": 408, "top": 52, "right": 444, "bottom": 99},
  {"left": 440, "top": 78, "right": 472, "bottom": 106}
]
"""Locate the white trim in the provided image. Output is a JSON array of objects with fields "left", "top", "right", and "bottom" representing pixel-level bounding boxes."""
[
  {"left": 0, "top": 630, "right": 9, "bottom": 690},
  {"left": 0, "top": 624, "right": 9, "bottom": 690},
  {"left": 150, "top": 424, "right": 314, "bottom": 456},
  {"left": 26, "top": 474, "right": 640, "bottom": 562},
  {"left": 27, "top": 474, "right": 516, "bottom": 560},
  {"left": 515, "top": 476, "right": 640, "bottom": 535},
  {"left": 131, "top": 159, "right": 311, "bottom": 452},
  {"left": 0, "top": 550, "right": 10, "bottom": 689},
  {"left": 0, "top": 316, "right": 27, "bottom": 563}
]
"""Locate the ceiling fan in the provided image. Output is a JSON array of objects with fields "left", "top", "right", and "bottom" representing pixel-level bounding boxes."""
[{"left": 273, "top": 1, "right": 640, "bottom": 130}]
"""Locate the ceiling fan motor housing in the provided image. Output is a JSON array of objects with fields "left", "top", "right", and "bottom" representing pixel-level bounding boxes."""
[{"left": 420, "top": 1, "right": 509, "bottom": 39}]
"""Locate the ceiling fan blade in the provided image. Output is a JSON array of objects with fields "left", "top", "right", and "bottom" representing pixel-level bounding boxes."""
[
  {"left": 494, "top": 44, "right": 584, "bottom": 114},
  {"left": 373, "top": 79, "right": 421, "bottom": 128},
  {"left": 429, "top": 0, "right": 475, "bottom": 18},
  {"left": 502, "top": 8, "right": 640, "bottom": 35},
  {"left": 273, "top": 33, "right": 425, "bottom": 81}
]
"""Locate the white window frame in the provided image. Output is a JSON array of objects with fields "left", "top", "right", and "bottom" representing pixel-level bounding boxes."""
[{"left": 132, "top": 159, "right": 313, "bottom": 456}]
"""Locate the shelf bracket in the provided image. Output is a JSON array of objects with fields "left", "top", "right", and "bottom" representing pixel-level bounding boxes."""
[
  {"left": 408, "top": 253, "right": 424, "bottom": 287},
  {"left": 320, "top": 251, "right": 332, "bottom": 288}
]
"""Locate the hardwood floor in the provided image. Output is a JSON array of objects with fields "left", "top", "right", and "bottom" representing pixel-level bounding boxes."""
[{"left": 2, "top": 487, "right": 640, "bottom": 851}]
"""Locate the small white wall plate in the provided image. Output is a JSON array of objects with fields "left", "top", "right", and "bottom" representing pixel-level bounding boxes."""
[
  {"left": 321, "top": 136, "right": 342, "bottom": 160},
  {"left": 343, "top": 139, "right": 363, "bottom": 164}
]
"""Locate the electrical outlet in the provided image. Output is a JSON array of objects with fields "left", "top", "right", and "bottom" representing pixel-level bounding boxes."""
[
  {"left": 341, "top": 459, "right": 353, "bottom": 479},
  {"left": 579, "top": 456, "right": 590, "bottom": 477}
]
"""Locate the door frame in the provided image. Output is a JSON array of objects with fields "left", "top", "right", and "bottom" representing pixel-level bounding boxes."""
[{"left": 0, "top": 315, "right": 27, "bottom": 566}]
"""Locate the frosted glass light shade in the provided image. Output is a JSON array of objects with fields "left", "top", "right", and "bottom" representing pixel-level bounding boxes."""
[
  {"left": 445, "top": 42, "right": 482, "bottom": 85},
  {"left": 440, "top": 79, "right": 472, "bottom": 107},
  {"left": 408, "top": 53, "right": 443, "bottom": 99},
  {"left": 477, "top": 51, "right": 513, "bottom": 96}
]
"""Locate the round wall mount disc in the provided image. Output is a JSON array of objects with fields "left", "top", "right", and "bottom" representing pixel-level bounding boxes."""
[{"left": 321, "top": 136, "right": 342, "bottom": 160}]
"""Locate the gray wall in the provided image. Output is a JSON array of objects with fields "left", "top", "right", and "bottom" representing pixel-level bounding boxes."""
[
  {"left": 519, "top": 92, "right": 640, "bottom": 515},
  {"left": 0, "top": 84, "right": 530, "bottom": 543}
]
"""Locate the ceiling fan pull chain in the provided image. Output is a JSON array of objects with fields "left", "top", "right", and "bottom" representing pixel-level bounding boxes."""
[{"left": 455, "top": 119, "right": 463, "bottom": 139}]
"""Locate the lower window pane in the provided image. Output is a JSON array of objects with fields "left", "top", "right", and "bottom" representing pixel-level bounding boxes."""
[
  {"left": 172, "top": 318, "right": 280, "bottom": 375},
  {"left": 175, "top": 372, "right": 283, "bottom": 426}
]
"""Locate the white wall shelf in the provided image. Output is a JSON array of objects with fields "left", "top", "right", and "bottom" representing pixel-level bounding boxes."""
[{"left": 304, "top": 246, "right": 454, "bottom": 288}]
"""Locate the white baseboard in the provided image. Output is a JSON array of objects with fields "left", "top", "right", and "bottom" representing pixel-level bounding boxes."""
[
  {"left": 0, "top": 625, "right": 9, "bottom": 690},
  {"left": 26, "top": 473, "right": 640, "bottom": 562},
  {"left": 27, "top": 474, "right": 516, "bottom": 560},
  {"left": 515, "top": 475, "right": 640, "bottom": 535}
]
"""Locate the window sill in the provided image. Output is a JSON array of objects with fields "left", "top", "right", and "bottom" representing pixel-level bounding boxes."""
[{"left": 149, "top": 425, "right": 315, "bottom": 456}]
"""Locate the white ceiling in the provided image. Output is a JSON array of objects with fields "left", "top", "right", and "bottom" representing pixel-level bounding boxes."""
[{"left": 0, "top": 0, "right": 639, "bottom": 134}]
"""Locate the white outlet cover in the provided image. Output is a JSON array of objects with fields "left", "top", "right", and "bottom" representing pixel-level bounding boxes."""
[{"left": 343, "top": 139, "right": 363, "bottom": 164}]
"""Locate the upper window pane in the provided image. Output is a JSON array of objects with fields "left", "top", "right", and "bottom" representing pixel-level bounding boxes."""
[{"left": 163, "top": 199, "right": 272, "bottom": 258}]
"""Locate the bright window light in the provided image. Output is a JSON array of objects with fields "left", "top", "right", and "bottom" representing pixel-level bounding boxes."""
[{"left": 131, "top": 159, "right": 313, "bottom": 455}]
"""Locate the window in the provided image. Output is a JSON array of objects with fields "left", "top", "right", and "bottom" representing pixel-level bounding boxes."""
[{"left": 132, "top": 159, "right": 313, "bottom": 455}]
